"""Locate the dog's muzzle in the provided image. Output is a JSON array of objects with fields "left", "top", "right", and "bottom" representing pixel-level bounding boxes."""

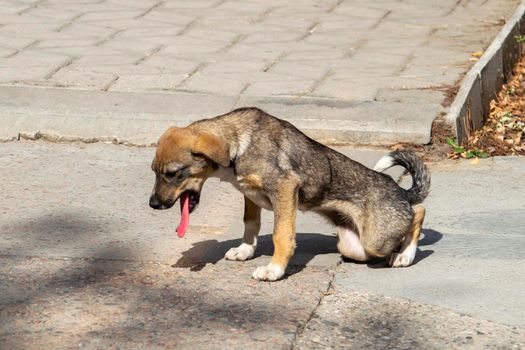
[
  {"left": 149, "top": 191, "right": 200, "bottom": 211},
  {"left": 149, "top": 195, "right": 173, "bottom": 210}
]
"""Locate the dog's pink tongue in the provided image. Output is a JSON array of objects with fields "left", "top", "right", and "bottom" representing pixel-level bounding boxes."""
[{"left": 176, "top": 192, "right": 190, "bottom": 238}]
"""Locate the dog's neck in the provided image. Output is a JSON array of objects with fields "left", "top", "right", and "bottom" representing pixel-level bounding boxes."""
[
  {"left": 209, "top": 164, "right": 237, "bottom": 184},
  {"left": 198, "top": 118, "right": 253, "bottom": 162}
]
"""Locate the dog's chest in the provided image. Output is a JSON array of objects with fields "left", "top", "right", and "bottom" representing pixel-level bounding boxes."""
[{"left": 213, "top": 167, "right": 273, "bottom": 210}]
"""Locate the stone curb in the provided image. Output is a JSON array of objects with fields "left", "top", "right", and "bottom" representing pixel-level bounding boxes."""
[
  {"left": 446, "top": 3, "right": 525, "bottom": 143},
  {"left": 0, "top": 85, "right": 436, "bottom": 147}
]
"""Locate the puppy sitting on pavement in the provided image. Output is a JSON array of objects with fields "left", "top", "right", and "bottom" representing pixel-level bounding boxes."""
[{"left": 149, "top": 107, "right": 430, "bottom": 281}]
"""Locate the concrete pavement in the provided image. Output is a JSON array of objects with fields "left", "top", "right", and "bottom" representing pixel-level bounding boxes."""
[
  {"left": 1, "top": 141, "right": 524, "bottom": 348},
  {"left": 0, "top": 0, "right": 521, "bottom": 144},
  {"left": 2, "top": 0, "right": 525, "bottom": 347}
]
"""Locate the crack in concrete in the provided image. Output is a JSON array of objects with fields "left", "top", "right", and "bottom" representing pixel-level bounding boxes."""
[{"left": 290, "top": 260, "right": 342, "bottom": 349}]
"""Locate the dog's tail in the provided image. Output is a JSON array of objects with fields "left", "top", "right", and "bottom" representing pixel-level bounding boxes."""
[{"left": 373, "top": 150, "right": 430, "bottom": 205}]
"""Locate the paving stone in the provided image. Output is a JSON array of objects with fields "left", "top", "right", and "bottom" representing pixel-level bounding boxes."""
[
  {"left": 58, "top": 22, "right": 116, "bottom": 39},
  {"left": 284, "top": 50, "right": 348, "bottom": 60},
  {"left": 178, "top": 72, "right": 247, "bottom": 95},
  {"left": 73, "top": 53, "right": 144, "bottom": 66},
  {"left": 0, "top": 47, "right": 17, "bottom": 57},
  {"left": 34, "top": 38, "right": 101, "bottom": 49},
  {"left": 27, "top": 7, "right": 82, "bottom": 22},
  {"left": 0, "top": 22, "right": 63, "bottom": 34},
  {"left": 0, "top": 2, "right": 32, "bottom": 14},
  {"left": 161, "top": 0, "right": 222, "bottom": 9},
  {"left": 184, "top": 27, "right": 242, "bottom": 44},
  {"left": 312, "top": 78, "right": 379, "bottom": 101},
  {"left": 139, "top": 10, "right": 198, "bottom": 25},
  {"left": 77, "top": 10, "right": 144, "bottom": 22},
  {"left": 215, "top": 0, "right": 272, "bottom": 14},
  {"left": 331, "top": 63, "right": 400, "bottom": 79},
  {"left": 87, "top": 64, "right": 164, "bottom": 76},
  {"left": 110, "top": 73, "right": 190, "bottom": 92},
  {"left": 0, "top": 35, "right": 36, "bottom": 50},
  {"left": 333, "top": 4, "right": 389, "bottom": 18},
  {"left": 118, "top": 26, "right": 186, "bottom": 39},
  {"left": 0, "top": 66, "right": 56, "bottom": 82},
  {"left": 141, "top": 55, "right": 202, "bottom": 72},
  {"left": 36, "top": 46, "right": 124, "bottom": 59},
  {"left": 0, "top": 49, "right": 69, "bottom": 67},
  {"left": 101, "top": 38, "right": 161, "bottom": 54},
  {"left": 268, "top": 61, "right": 329, "bottom": 80},
  {"left": 0, "top": 0, "right": 521, "bottom": 144},
  {"left": 375, "top": 88, "right": 445, "bottom": 104},
  {"left": 201, "top": 61, "right": 268, "bottom": 74},
  {"left": 0, "top": 13, "right": 50, "bottom": 25},
  {"left": 243, "top": 79, "right": 315, "bottom": 97},
  {"left": 50, "top": 67, "right": 117, "bottom": 90}
]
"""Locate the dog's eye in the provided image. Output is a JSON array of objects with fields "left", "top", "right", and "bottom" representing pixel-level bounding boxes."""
[{"left": 164, "top": 170, "right": 178, "bottom": 177}]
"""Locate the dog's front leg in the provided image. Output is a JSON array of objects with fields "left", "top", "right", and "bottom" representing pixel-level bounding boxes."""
[
  {"left": 253, "top": 177, "right": 299, "bottom": 281},
  {"left": 225, "top": 197, "right": 261, "bottom": 261}
]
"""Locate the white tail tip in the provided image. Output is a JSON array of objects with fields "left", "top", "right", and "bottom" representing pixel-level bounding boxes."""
[{"left": 373, "top": 155, "right": 394, "bottom": 172}]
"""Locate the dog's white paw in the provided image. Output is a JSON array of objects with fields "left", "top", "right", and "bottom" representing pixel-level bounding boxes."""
[
  {"left": 389, "top": 245, "right": 417, "bottom": 267},
  {"left": 224, "top": 243, "right": 255, "bottom": 261},
  {"left": 252, "top": 263, "right": 285, "bottom": 281}
]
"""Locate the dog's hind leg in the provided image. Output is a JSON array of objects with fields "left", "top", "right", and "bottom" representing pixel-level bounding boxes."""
[
  {"left": 389, "top": 205, "right": 426, "bottom": 267},
  {"left": 225, "top": 197, "right": 261, "bottom": 261},
  {"left": 337, "top": 227, "right": 370, "bottom": 262}
]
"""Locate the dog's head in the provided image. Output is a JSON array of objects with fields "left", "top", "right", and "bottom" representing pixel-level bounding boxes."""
[{"left": 149, "top": 126, "right": 230, "bottom": 211}]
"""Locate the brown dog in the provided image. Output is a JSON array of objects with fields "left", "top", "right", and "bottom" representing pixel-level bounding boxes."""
[{"left": 150, "top": 108, "right": 430, "bottom": 281}]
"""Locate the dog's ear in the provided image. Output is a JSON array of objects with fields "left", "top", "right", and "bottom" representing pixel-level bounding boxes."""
[{"left": 192, "top": 132, "right": 230, "bottom": 167}]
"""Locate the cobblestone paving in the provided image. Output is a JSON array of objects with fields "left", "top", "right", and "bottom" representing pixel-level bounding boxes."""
[{"left": 0, "top": 0, "right": 519, "bottom": 102}]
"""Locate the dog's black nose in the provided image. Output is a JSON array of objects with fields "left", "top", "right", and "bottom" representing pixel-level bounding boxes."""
[{"left": 149, "top": 196, "right": 163, "bottom": 209}]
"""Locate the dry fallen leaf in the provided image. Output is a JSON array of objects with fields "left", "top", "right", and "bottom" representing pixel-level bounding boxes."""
[
  {"left": 469, "top": 157, "right": 480, "bottom": 165},
  {"left": 390, "top": 143, "right": 405, "bottom": 151},
  {"left": 471, "top": 51, "right": 483, "bottom": 58},
  {"left": 463, "top": 54, "right": 525, "bottom": 156}
]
